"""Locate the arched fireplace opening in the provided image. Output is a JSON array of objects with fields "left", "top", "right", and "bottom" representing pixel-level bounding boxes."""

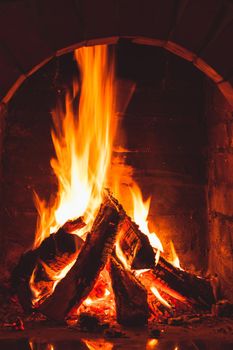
[
  {"left": 0, "top": 40, "right": 232, "bottom": 302},
  {"left": 0, "top": 1, "right": 232, "bottom": 344}
]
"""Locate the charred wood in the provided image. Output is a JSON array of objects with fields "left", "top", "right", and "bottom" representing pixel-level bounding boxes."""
[
  {"left": 107, "top": 192, "right": 155, "bottom": 269},
  {"left": 108, "top": 193, "right": 214, "bottom": 308},
  {"left": 151, "top": 256, "right": 215, "bottom": 308},
  {"left": 11, "top": 218, "right": 85, "bottom": 312},
  {"left": 38, "top": 198, "right": 120, "bottom": 321},
  {"left": 107, "top": 192, "right": 214, "bottom": 308},
  {"left": 110, "top": 254, "right": 149, "bottom": 326}
]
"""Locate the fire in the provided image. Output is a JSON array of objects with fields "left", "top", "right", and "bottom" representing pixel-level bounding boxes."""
[
  {"left": 114, "top": 181, "right": 163, "bottom": 268},
  {"left": 33, "top": 45, "right": 116, "bottom": 248},
  {"left": 29, "top": 259, "right": 76, "bottom": 306},
  {"left": 76, "top": 267, "right": 116, "bottom": 318},
  {"left": 29, "top": 342, "right": 54, "bottom": 350},
  {"left": 115, "top": 239, "right": 130, "bottom": 270},
  {"left": 130, "top": 182, "right": 163, "bottom": 255},
  {"left": 30, "top": 45, "right": 117, "bottom": 306},
  {"left": 84, "top": 339, "right": 113, "bottom": 350},
  {"left": 150, "top": 286, "right": 171, "bottom": 309},
  {"left": 170, "top": 241, "right": 182, "bottom": 270},
  {"left": 82, "top": 286, "right": 111, "bottom": 307},
  {"left": 146, "top": 339, "right": 158, "bottom": 349},
  {"left": 29, "top": 43, "right": 187, "bottom": 321}
]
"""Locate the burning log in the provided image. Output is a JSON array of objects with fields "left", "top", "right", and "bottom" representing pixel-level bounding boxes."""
[
  {"left": 13, "top": 190, "right": 214, "bottom": 324},
  {"left": 38, "top": 197, "right": 120, "bottom": 321},
  {"left": 11, "top": 218, "right": 85, "bottom": 311},
  {"left": 151, "top": 256, "right": 215, "bottom": 308},
  {"left": 107, "top": 192, "right": 155, "bottom": 269},
  {"left": 109, "top": 254, "right": 149, "bottom": 326},
  {"left": 108, "top": 192, "right": 214, "bottom": 308},
  {"left": 107, "top": 192, "right": 215, "bottom": 309}
]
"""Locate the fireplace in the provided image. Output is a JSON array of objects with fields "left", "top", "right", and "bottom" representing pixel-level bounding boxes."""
[
  {"left": 0, "top": 40, "right": 231, "bottom": 313},
  {"left": 0, "top": 1, "right": 232, "bottom": 348}
]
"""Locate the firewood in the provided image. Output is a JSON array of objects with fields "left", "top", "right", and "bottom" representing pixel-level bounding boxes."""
[
  {"left": 151, "top": 256, "right": 215, "bottom": 308},
  {"left": 109, "top": 254, "right": 149, "bottom": 326},
  {"left": 11, "top": 218, "right": 85, "bottom": 312},
  {"left": 107, "top": 192, "right": 155, "bottom": 269},
  {"left": 107, "top": 193, "right": 214, "bottom": 309},
  {"left": 38, "top": 197, "right": 121, "bottom": 321}
]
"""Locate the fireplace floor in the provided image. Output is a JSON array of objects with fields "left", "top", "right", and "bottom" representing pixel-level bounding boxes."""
[{"left": 0, "top": 318, "right": 232, "bottom": 349}]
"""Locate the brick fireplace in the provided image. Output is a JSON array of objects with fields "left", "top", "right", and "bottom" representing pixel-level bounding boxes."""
[
  {"left": 0, "top": 41, "right": 232, "bottom": 302},
  {"left": 0, "top": 1, "right": 232, "bottom": 346}
]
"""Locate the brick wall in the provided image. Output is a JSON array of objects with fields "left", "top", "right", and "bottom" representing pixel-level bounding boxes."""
[
  {"left": 114, "top": 43, "right": 207, "bottom": 273},
  {"left": 206, "top": 81, "right": 233, "bottom": 302}
]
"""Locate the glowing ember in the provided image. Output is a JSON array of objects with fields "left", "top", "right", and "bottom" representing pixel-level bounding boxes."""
[
  {"left": 30, "top": 342, "right": 54, "bottom": 350},
  {"left": 76, "top": 267, "right": 116, "bottom": 319},
  {"left": 84, "top": 339, "right": 113, "bottom": 350},
  {"left": 146, "top": 339, "right": 158, "bottom": 349},
  {"left": 33, "top": 45, "right": 117, "bottom": 248},
  {"left": 134, "top": 269, "right": 151, "bottom": 278}
]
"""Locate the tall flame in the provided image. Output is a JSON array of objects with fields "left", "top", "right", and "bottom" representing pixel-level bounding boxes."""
[{"left": 33, "top": 45, "right": 116, "bottom": 247}]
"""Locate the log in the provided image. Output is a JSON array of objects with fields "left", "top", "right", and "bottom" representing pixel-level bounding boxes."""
[
  {"left": 151, "top": 256, "right": 215, "bottom": 308},
  {"left": 108, "top": 192, "right": 215, "bottom": 309},
  {"left": 13, "top": 191, "right": 214, "bottom": 319},
  {"left": 11, "top": 218, "right": 85, "bottom": 311},
  {"left": 109, "top": 254, "right": 149, "bottom": 326},
  {"left": 107, "top": 191, "right": 155, "bottom": 269},
  {"left": 38, "top": 197, "right": 121, "bottom": 321}
]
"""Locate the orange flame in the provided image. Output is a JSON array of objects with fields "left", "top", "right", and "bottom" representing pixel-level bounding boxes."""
[
  {"left": 146, "top": 339, "right": 158, "bottom": 349},
  {"left": 29, "top": 342, "right": 55, "bottom": 350},
  {"left": 83, "top": 286, "right": 111, "bottom": 307},
  {"left": 84, "top": 339, "right": 113, "bottom": 350},
  {"left": 29, "top": 259, "right": 76, "bottom": 306},
  {"left": 33, "top": 45, "right": 116, "bottom": 248},
  {"left": 130, "top": 182, "right": 163, "bottom": 253},
  {"left": 73, "top": 267, "right": 116, "bottom": 319},
  {"left": 170, "top": 241, "right": 182, "bottom": 270},
  {"left": 150, "top": 286, "right": 171, "bottom": 309},
  {"left": 30, "top": 44, "right": 186, "bottom": 319},
  {"left": 115, "top": 239, "right": 130, "bottom": 270},
  {"left": 115, "top": 182, "right": 163, "bottom": 267}
]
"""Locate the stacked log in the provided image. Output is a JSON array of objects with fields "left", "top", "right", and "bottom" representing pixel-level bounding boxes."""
[
  {"left": 12, "top": 191, "right": 215, "bottom": 324},
  {"left": 107, "top": 192, "right": 155, "bottom": 269},
  {"left": 108, "top": 193, "right": 215, "bottom": 309},
  {"left": 109, "top": 254, "right": 149, "bottom": 326},
  {"left": 151, "top": 256, "right": 215, "bottom": 308},
  {"left": 11, "top": 218, "right": 84, "bottom": 312},
  {"left": 38, "top": 196, "right": 121, "bottom": 321}
]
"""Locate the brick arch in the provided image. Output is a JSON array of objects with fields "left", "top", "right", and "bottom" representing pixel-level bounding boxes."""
[{"left": 0, "top": 0, "right": 232, "bottom": 106}]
